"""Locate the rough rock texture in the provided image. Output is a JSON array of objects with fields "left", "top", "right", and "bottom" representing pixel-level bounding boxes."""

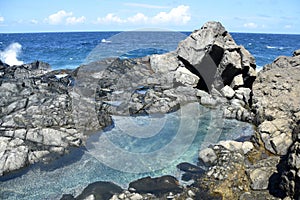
[
  {"left": 0, "top": 61, "right": 112, "bottom": 176},
  {"left": 91, "top": 21, "right": 256, "bottom": 122},
  {"left": 197, "top": 50, "right": 300, "bottom": 199},
  {"left": 253, "top": 50, "right": 300, "bottom": 156},
  {"left": 197, "top": 140, "right": 281, "bottom": 200},
  {"left": 0, "top": 21, "right": 258, "bottom": 176},
  {"left": 177, "top": 21, "right": 256, "bottom": 92}
]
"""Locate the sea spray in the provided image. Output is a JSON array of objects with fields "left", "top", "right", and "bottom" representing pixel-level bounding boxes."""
[{"left": 0, "top": 42, "right": 24, "bottom": 66}]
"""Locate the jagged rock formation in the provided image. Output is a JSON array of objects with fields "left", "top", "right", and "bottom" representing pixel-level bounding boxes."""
[
  {"left": 197, "top": 49, "right": 300, "bottom": 199},
  {"left": 0, "top": 61, "right": 111, "bottom": 176},
  {"left": 253, "top": 51, "right": 300, "bottom": 156},
  {"left": 0, "top": 21, "right": 257, "bottom": 178},
  {"left": 93, "top": 21, "right": 256, "bottom": 121}
]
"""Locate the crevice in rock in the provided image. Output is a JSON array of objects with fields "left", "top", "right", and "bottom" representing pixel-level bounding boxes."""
[{"left": 177, "top": 56, "right": 209, "bottom": 92}]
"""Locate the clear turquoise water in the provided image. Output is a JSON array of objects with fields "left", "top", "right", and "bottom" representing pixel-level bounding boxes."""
[{"left": 0, "top": 103, "right": 254, "bottom": 200}]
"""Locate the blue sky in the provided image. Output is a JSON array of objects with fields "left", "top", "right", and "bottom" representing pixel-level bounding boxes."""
[{"left": 0, "top": 0, "right": 299, "bottom": 33}]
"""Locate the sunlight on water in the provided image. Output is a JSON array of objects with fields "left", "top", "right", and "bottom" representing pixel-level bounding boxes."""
[{"left": 0, "top": 103, "right": 253, "bottom": 200}]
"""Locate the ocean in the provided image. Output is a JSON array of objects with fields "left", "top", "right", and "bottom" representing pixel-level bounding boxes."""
[
  {"left": 1, "top": 31, "right": 300, "bottom": 69},
  {"left": 0, "top": 31, "right": 300, "bottom": 199}
]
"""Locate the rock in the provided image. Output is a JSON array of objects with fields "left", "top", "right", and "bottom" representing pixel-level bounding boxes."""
[
  {"left": 235, "top": 87, "right": 251, "bottom": 104},
  {"left": 76, "top": 181, "right": 123, "bottom": 200},
  {"left": 293, "top": 49, "right": 300, "bottom": 56},
  {"left": 230, "top": 74, "right": 244, "bottom": 89},
  {"left": 248, "top": 167, "right": 274, "bottom": 190},
  {"left": 242, "top": 141, "right": 254, "bottom": 154},
  {"left": 253, "top": 50, "right": 300, "bottom": 157},
  {"left": 176, "top": 21, "right": 256, "bottom": 92},
  {"left": 0, "top": 60, "right": 114, "bottom": 175},
  {"left": 199, "top": 147, "right": 217, "bottom": 166},
  {"left": 200, "top": 96, "right": 217, "bottom": 107},
  {"left": 128, "top": 175, "right": 182, "bottom": 196},
  {"left": 129, "top": 193, "right": 143, "bottom": 200},
  {"left": 177, "top": 162, "right": 205, "bottom": 174},
  {"left": 60, "top": 194, "right": 75, "bottom": 200},
  {"left": 220, "top": 85, "right": 235, "bottom": 99},
  {"left": 196, "top": 89, "right": 210, "bottom": 98},
  {"left": 188, "top": 190, "right": 195, "bottom": 197},
  {"left": 217, "top": 140, "right": 253, "bottom": 155},
  {"left": 280, "top": 141, "right": 300, "bottom": 199},
  {"left": 149, "top": 52, "right": 179, "bottom": 73}
]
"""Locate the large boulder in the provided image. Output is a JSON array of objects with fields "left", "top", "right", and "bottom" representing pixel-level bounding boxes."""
[
  {"left": 94, "top": 21, "right": 256, "bottom": 120},
  {"left": 176, "top": 21, "right": 256, "bottom": 92},
  {"left": 75, "top": 181, "right": 123, "bottom": 200},
  {"left": 128, "top": 175, "right": 183, "bottom": 196},
  {"left": 252, "top": 50, "right": 300, "bottom": 155}
]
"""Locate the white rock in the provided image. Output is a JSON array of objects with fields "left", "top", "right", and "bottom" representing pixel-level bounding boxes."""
[
  {"left": 188, "top": 190, "right": 195, "bottom": 197},
  {"left": 230, "top": 74, "right": 244, "bottom": 88},
  {"left": 199, "top": 147, "right": 217, "bottom": 166},
  {"left": 242, "top": 141, "right": 254, "bottom": 154},
  {"left": 218, "top": 140, "right": 243, "bottom": 152},
  {"left": 84, "top": 194, "right": 95, "bottom": 200},
  {"left": 130, "top": 193, "right": 143, "bottom": 200},
  {"left": 220, "top": 85, "right": 235, "bottom": 99},
  {"left": 150, "top": 53, "right": 179, "bottom": 73}
]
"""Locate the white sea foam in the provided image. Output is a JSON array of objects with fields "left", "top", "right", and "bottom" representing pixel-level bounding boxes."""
[
  {"left": 266, "top": 45, "right": 286, "bottom": 50},
  {"left": 0, "top": 42, "right": 24, "bottom": 66},
  {"left": 101, "top": 38, "right": 111, "bottom": 43}
]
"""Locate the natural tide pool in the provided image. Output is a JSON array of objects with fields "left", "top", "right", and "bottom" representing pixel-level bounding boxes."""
[{"left": 0, "top": 103, "right": 254, "bottom": 200}]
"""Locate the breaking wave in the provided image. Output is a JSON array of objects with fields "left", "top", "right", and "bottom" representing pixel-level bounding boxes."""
[{"left": 0, "top": 42, "right": 24, "bottom": 66}]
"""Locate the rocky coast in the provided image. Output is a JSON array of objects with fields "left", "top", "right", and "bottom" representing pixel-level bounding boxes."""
[{"left": 0, "top": 21, "right": 299, "bottom": 200}]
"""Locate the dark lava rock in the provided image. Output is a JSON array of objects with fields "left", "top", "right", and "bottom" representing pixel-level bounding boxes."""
[
  {"left": 60, "top": 194, "right": 75, "bottom": 200},
  {"left": 128, "top": 175, "right": 183, "bottom": 196},
  {"left": 177, "top": 162, "right": 205, "bottom": 181},
  {"left": 76, "top": 181, "right": 123, "bottom": 200}
]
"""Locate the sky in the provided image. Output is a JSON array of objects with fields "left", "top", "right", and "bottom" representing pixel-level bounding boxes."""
[{"left": 0, "top": 0, "right": 299, "bottom": 33}]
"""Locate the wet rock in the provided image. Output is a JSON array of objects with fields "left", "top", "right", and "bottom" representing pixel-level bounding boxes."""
[
  {"left": 76, "top": 181, "right": 123, "bottom": 200},
  {"left": 60, "top": 194, "right": 75, "bottom": 200},
  {"left": 128, "top": 175, "right": 182, "bottom": 196}
]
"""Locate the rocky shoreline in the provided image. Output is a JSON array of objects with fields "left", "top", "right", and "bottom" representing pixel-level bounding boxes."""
[{"left": 0, "top": 21, "right": 299, "bottom": 200}]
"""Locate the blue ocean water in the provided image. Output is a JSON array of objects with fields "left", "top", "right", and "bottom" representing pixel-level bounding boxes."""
[
  {"left": 0, "top": 31, "right": 300, "bottom": 69},
  {"left": 0, "top": 31, "right": 299, "bottom": 199}
]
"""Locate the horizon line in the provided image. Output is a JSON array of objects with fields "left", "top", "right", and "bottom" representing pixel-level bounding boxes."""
[{"left": 1, "top": 30, "right": 300, "bottom": 35}]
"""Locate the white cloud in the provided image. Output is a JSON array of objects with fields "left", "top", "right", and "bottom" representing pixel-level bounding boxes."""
[
  {"left": 151, "top": 5, "right": 190, "bottom": 24},
  {"left": 45, "top": 10, "right": 86, "bottom": 25},
  {"left": 96, "top": 13, "right": 125, "bottom": 24},
  {"left": 243, "top": 22, "right": 258, "bottom": 28},
  {"left": 30, "top": 19, "right": 38, "bottom": 24},
  {"left": 46, "top": 10, "right": 73, "bottom": 25},
  {"left": 0, "top": 16, "right": 4, "bottom": 23},
  {"left": 66, "top": 16, "right": 86, "bottom": 25},
  {"left": 96, "top": 5, "right": 191, "bottom": 25},
  {"left": 127, "top": 13, "right": 148, "bottom": 24},
  {"left": 284, "top": 25, "right": 292, "bottom": 29},
  {"left": 124, "top": 3, "right": 169, "bottom": 9}
]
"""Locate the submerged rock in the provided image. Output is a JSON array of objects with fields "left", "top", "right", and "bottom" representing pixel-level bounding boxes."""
[
  {"left": 75, "top": 181, "right": 123, "bottom": 200},
  {"left": 128, "top": 175, "right": 183, "bottom": 196}
]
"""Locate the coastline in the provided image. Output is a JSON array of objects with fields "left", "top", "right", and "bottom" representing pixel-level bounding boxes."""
[{"left": 0, "top": 21, "right": 300, "bottom": 200}]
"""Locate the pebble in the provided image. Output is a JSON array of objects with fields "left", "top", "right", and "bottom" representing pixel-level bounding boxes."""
[{"left": 188, "top": 190, "right": 195, "bottom": 197}]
